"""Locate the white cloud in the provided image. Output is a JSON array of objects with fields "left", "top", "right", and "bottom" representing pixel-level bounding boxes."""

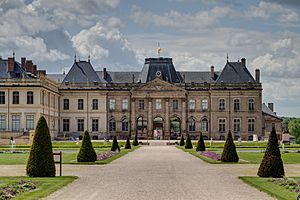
[{"left": 278, "top": 11, "right": 299, "bottom": 23}]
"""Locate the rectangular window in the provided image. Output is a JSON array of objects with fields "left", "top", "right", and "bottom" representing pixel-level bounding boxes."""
[
  {"left": 218, "top": 118, "right": 226, "bottom": 133},
  {"left": 122, "top": 99, "right": 128, "bottom": 111},
  {"left": 27, "top": 91, "right": 34, "bottom": 104},
  {"left": 122, "top": 119, "right": 129, "bottom": 132},
  {"left": 233, "top": 118, "right": 240, "bottom": 133},
  {"left": 109, "top": 99, "right": 115, "bottom": 111},
  {"left": 202, "top": 99, "right": 208, "bottom": 110},
  {"left": 248, "top": 98, "right": 255, "bottom": 111},
  {"left": 78, "top": 99, "right": 84, "bottom": 110},
  {"left": 234, "top": 99, "right": 240, "bottom": 111},
  {"left": 77, "top": 119, "right": 84, "bottom": 132},
  {"left": 92, "top": 119, "right": 99, "bottom": 132},
  {"left": 63, "top": 119, "right": 70, "bottom": 132},
  {"left": 13, "top": 91, "right": 19, "bottom": 104},
  {"left": 63, "top": 99, "right": 69, "bottom": 110},
  {"left": 189, "top": 100, "right": 195, "bottom": 111},
  {"left": 26, "top": 115, "right": 34, "bottom": 130},
  {"left": 156, "top": 99, "right": 161, "bottom": 110},
  {"left": 0, "top": 115, "right": 6, "bottom": 130},
  {"left": 0, "top": 92, "right": 5, "bottom": 104},
  {"left": 219, "top": 99, "right": 225, "bottom": 111},
  {"left": 248, "top": 118, "right": 255, "bottom": 132},
  {"left": 92, "top": 99, "right": 98, "bottom": 110},
  {"left": 139, "top": 100, "right": 144, "bottom": 110},
  {"left": 12, "top": 115, "right": 20, "bottom": 131},
  {"left": 109, "top": 119, "right": 116, "bottom": 132},
  {"left": 172, "top": 100, "right": 179, "bottom": 111}
]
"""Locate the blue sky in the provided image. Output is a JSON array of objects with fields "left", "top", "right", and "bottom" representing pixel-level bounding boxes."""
[{"left": 0, "top": 0, "right": 300, "bottom": 117}]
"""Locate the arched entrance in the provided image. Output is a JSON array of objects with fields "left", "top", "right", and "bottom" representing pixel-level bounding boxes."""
[
  {"left": 136, "top": 116, "right": 147, "bottom": 139},
  {"left": 153, "top": 117, "right": 164, "bottom": 140},
  {"left": 170, "top": 117, "right": 181, "bottom": 140}
]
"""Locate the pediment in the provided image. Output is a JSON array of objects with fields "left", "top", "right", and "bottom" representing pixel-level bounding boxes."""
[{"left": 132, "top": 78, "right": 186, "bottom": 92}]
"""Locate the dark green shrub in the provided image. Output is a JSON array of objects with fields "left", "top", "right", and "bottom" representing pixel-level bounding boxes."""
[
  {"left": 125, "top": 136, "right": 131, "bottom": 149},
  {"left": 77, "top": 130, "right": 97, "bottom": 162},
  {"left": 185, "top": 134, "right": 193, "bottom": 149},
  {"left": 258, "top": 127, "right": 285, "bottom": 177},
  {"left": 132, "top": 134, "right": 139, "bottom": 146},
  {"left": 179, "top": 134, "right": 185, "bottom": 146},
  {"left": 26, "top": 116, "right": 56, "bottom": 177},
  {"left": 111, "top": 136, "right": 120, "bottom": 152},
  {"left": 196, "top": 132, "right": 206, "bottom": 152},
  {"left": 221, "top": 130, "right": 239, "bottom": 162}
]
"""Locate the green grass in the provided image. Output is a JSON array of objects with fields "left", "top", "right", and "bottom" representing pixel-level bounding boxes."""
[
  {"left": 0, "top": 176, "right": 77, "bottom": 200},
  {"left": 239, "top": 176, "right": 299, "bottom": 200}
]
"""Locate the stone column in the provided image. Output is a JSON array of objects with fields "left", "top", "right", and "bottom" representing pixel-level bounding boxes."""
[
  {"left": 148, "top": 99, "right": 152, "bottom": 139},
  {"left": 181, "top": 99, "right": 187, "bottom": 136},
  {"left": 131, "top": 98, "right": 136, "bottom": 139},
  {"left": 165, "top": 98, "right": 170, "bottom": 139}
]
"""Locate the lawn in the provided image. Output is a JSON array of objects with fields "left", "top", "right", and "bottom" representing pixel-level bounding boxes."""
[
  {"left": 0, "top": 146, "right": 139, "bottom": 165},
  {"left": 0, "top": 176, "right": 77, "bottom": 200},
  {"left": 239, "top": 176, "right": 299, "bottom": 200}
]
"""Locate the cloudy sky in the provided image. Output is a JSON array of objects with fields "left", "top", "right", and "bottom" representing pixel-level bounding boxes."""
[{"left": 0, "top": 0, "right": 300, "bottom": 117}]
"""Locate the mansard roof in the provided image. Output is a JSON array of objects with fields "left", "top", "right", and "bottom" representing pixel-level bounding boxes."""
[
  {"left": 62, "top": 60, "right": 105, "bottom": 83},
  {"left": 216, "top": 61, "right": 255, "bottom": 83},
  {"left": 0, "top": 58, "right": 30, "bottom": 79}
]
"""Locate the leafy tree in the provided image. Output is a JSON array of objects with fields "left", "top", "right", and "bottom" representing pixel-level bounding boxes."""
[
  {"left": 77, "top": 130, "right": 97, "bottom": 162},
  {"left": 124, "top": 136, "right": 131, "bottom": 149},
  {"left": 132, "top": 134, "right": 139, "bottom": 146},
  {"left": 258, "top": 127, "right": 285, "bottom": 177},
  {"left": 288, "top": 118, "right": 300, "bottom": 144},
  {"left": 196, "top": 132, "right": 206, "bottom": 152},
  {"left": 179, "top": 134, "right": 185, "bottom": 146},
  {"left": 26, "top": 116, "right": 56, "bottom": 177},
  {"left": 111, "top": 136, "right": 120, "bottom": 152},
  {"left": 221, "top": 130, "right": 239, "bottom": 162},
  {"left": 185, "top": 134, "right": 193, "bottom": 149}
]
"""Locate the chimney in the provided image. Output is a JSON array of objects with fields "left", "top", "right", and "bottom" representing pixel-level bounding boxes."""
[
  {"left": 210, "top": 66, "right": 215, "bottom": 80},
  {"left": 255, "top": 69, "right": 260, "bottom": 83},
  {"left": 25, "top": 60, "right": 33, "bottom": 74},
  {"left": 103, "top": 68, "right": 107, "bottom": 80},
  {"left": 268, "top": 103, "right": 274, "bottom": 112},
  {"left": 37, "top": 70, "right": 46, "bottom": 77},
  {"left": 8, "top": 57, "right": 14, "bottom": 72},
  {"left": 33, "top": 65, "right": 37, "bottom": 75},
  {"left": 241, "top": 58, "right": 246, "bottom": 66},
  {"left": 21, "top": 57, "right": 26, "bottom": 68}
]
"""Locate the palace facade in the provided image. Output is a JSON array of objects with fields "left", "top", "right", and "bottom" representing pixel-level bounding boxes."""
[{"left": 0, "top": 55, "right": 282, "bottom": 140}]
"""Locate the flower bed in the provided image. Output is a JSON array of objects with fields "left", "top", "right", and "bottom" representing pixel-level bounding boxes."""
[
  {"left": 0, "top": 180, "right": 36, "bottom": 199},
  {"left": 199, "top": 151, "right": 221, "bottom": 161},
  {"left": 97, "top": 151, "right": 118, "bottom": 161},
  {"left": 269, "top": 177, "right": 300, "bottom": 193}
]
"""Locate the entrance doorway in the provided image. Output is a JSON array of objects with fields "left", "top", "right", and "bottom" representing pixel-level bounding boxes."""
[
  {"left": 170, "top": 117, "right": 181, "bottom": 140},
  {"left": 153, "top": 117, "right": 164, "bottom": 140}
]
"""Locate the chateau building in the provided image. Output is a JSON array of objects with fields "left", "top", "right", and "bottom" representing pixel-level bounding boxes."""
[{"left": 0, "top": 54, "right": 282, "bottom": 140}]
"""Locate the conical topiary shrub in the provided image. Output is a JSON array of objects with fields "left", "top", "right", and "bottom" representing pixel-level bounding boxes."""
[
  {"left": 26, "top": 116, "right": 56, "bottom": 177},
  {"left": 257, "top": 127, "right": 285, "bottom": 177},
  {"left": 179, "top": 134, "right": 185, "bottom": 146},
  {"left": 132, "top": 134, "right": 139, "bottom": 146},
  {"left": 221, "top": 130, "right": 239, "bottom": 162},
  {"left": 111, "top": 136, "right": 120, "bottom": 152},
  {"left": 196, "top": 132, "right": 206, "bottom": 152},
  {"left": 77, "top": 130, "right": 97, "bottom": 162},
  {"left": 125, "top": 136, "right": 131, "bottom": 149},
  {"left": 185, "top": 134, "right": 193, "bottom": 149}
]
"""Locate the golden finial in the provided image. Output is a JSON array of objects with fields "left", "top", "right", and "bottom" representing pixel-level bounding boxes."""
[{"left": 157, "top": 42, "right": 161, "bottom": 57}]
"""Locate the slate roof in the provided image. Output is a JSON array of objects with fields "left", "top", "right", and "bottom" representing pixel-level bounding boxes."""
[
  {"left": 96, "top": 71, "right": 140, "bottom": 83},
  {"left": 262, "top": 103, "right": 281, "bottom": 120},
  {"left": 216, "top": 62, "right": 255, "bottom": 83},
  {"left": 0, "top": 59, "right": 31, "bottom": 79},
  {"left": 62, "top": 61, "right": 105, "bottom": 83},
  {"left": 179, "top": 71, "right": 220, "bottom": 83},
  {"left": 47, "top": 74, "right": 67, "bottom": 83}
]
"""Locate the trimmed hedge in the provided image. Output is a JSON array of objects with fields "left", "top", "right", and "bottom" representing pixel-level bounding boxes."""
[
  {"left": 221, "top": 130, "right": 239, "bottom": 162},
  {"left": 111, "top": 136, "right": 120, "bottom": 152},
  {"left": 77, "top": 130, "right": 97, "bottom": 162},
  {"left": 124, "top": 136, "right": 131, "bottom": 149},
  {"left": 196, "top": 132, "right": 206, "bottom": 152},
  {"left": 26, "top": 116, "right": 56, "bottom": 177},
  {"left": 132, "top": 134, "right": 139, "bottom": 146},
  {"left": 185, "top": 134, "right": 193, "bottom": 149},
  {"left": 179, "top": 134, "right": 185, "bottom": 146},
  {"left": 257, "top": 127, "right": 285, "bottom": 177}
]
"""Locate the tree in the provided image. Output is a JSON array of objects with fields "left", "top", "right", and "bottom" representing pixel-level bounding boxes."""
[
  {"left": 132, "top": 134, "right": 139, "bottom": 146},
  {"left": 221, "top": 130, "right": 239, "bottom": 162},
  {"left": 288, "top": 118, "right": 300, "bottom": 144},
  {"left": 179, "top": 134, "right": 185, "bottom": 146},
  {"left": 185, "top": 134, "right": 193, "bottom": 149},
  {"left": 257, "top": 127, "right": 285, "bottom": 177},
  {"left": 26, "top": 116, "right": 56, "bottom": 177},
  {"left": 77, "top": 130, "right": 97, "bottom": 162},
  {"left": 124, "top": 136, "right": 131, "bottom": 149},
  {"left": 111, "top": 136, "right": 120, "bottom": 152},
  {"left": 196, "top": 132, "right": 206, "bottom": 152}
]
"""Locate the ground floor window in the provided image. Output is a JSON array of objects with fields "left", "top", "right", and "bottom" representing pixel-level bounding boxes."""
[
  {"left": 77, "top": 119, "right": 84, "bottom": 132},
  {"left": 0, "top": 115, "right": 6, "bottom": 130},
  {"left": 233, "top": 118, "right": 240, "bottom": 133},
  {"left": 26, "top": 115, "right": 34, "bottom": 130},
  {"left": 201, "top": 118, "right": 208, "bottom": 132},
  {"left": 12, "top": 115, "right": 20, "bottom": 131},
  {"left": 109, "top": 118, "right": 116, "bottom": 132},
  {"left": 188, "top": 118, "right": 196, "bottom": 132},
  {"left": 92, "top": 119, "right": 99, "bottom": 132},
  {"left": 248, "top": 118, "right": 255, "bottom": 132},
  {"left": 122, "top": 118, "right": 128, "bottom": 131},
  {"left": 218, "top": 118, "right": 226, "bottom": 133},
  {"left": 63, "top": 119, "right": 70, "bottom": 132}
]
